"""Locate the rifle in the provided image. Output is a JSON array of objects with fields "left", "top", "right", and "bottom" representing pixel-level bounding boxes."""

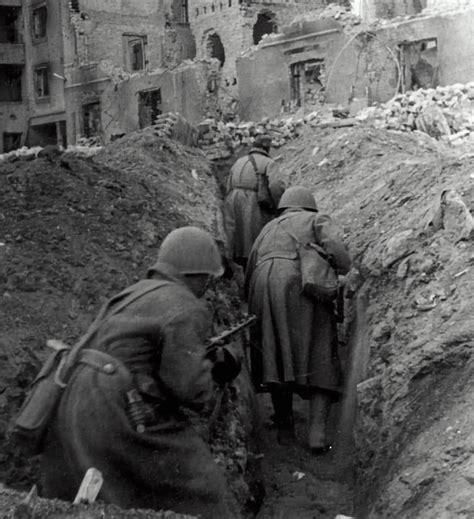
[
  {"left": 206, "top": 315, "right": 257, "bottom": 354},
  {"left": 206, "top": 315, "right": 256, "bottom": 431}
]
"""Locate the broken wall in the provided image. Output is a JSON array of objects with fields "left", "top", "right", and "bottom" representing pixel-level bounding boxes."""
[
  {"left": 237, "top": 8, "right": 474, "bottom": 119},
  {"left": 65, "top": 64, "right": 207, "bottom": 143},
  {"left": 352, "top": 0, "right": 427, "bottom": 22},
  {"left": 237, "top": 19, "right": 346, "bottom": 120},
  {"left": 68, "top": 0, "right": 168, "bottom": 72},
  {"left": 361, "top": 10, "right": 474, "bottom": 103},
  {"left": 189, "top": 0, "right": 329, "bottom": 117}
]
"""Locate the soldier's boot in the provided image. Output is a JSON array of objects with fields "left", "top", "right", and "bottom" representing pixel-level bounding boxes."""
[
  {"left": 309, "top": 391, "right": 331, "bottom": 454},
  {"left": 270, "top": 387, "right": 295, "bottom": 445}
]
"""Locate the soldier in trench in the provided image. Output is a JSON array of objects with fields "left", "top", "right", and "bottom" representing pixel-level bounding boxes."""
[
  {"left": 245, "top": 186, "right": 351, "bottom": 452},
  {"left": 40, "top": 227, "right": 241, "bottom": 519},
  {"left": 223, "top": 133, "right": 285, "bottom": 272}
]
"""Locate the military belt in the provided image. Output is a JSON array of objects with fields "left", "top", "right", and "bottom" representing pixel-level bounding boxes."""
[
  {"left": 79, "top": 348, "right": 132, "bottom": 379},
  {"left": 256, "top": 250, "right": 298, "bottom": 266},
  {"left": 230, "top": 184, "right": 257, "bottom": 191}
]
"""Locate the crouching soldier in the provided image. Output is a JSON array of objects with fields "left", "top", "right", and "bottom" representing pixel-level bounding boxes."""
[
  {"left": 245, "top": 187, "right": 351, "bottom": 453},
  {"left": 40, "top": 227, "right": 241, "bottom": 518}
]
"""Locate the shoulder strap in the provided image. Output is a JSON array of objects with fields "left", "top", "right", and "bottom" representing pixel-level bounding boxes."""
[
  {"left": 248, "top": 153, "right": 266, "bottom": 178},
  {"left": 64, "top": 280, "right": 171, "bottom": 373},
  {"left": 281, "top": 215, "right": 329, "bottom": 259}
]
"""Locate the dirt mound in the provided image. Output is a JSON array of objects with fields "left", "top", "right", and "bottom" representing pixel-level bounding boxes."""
[
  {"left": 0, "top": 128, "right": 258, "bottom": 514},
  {"left": 276, "top": 125, "right": 474, "bottom": 517}
]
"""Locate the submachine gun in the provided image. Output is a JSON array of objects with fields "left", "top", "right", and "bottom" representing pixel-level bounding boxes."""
[{"left": 206, "top": 315, "right": 256, "bottom": 386}]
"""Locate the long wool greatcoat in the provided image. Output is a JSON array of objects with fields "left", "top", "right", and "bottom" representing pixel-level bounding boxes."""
[
  {"left": 223, "top": 148, "right": 285, "bottom": 260},
  {"left": 245, "top": 208, "right": 351, "bottom": 396},
  {"left": 41, "top": 265, "right": 240, "bottom": 519}
]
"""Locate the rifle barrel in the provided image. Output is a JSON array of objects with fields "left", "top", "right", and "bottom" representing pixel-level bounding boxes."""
[{"left": 207, "top": 315, "right": 256, "bottom": 348}]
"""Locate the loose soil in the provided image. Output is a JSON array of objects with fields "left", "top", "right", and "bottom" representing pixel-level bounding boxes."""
[
  {"left": 1, "top": 122, "right": 473, "bottom": 518},
  {"left": 0, "top": 129, "right": 258, "bottom": 516},
  {"left": 274, "top": 124, "right": 474, "bottom": 518}
]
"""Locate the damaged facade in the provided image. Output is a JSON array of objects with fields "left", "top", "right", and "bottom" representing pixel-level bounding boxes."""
[
  {"left": 1, "top": 0, "right": 474, "bottom": 150},
  {"left": 0, "top": 0, "right": 203, "bottom": 152},
  {"left": 188, "top": 0, "right": 342, "bottom": 115},
  {"left": 237, "top": 0, "right": 474, "bottom": 120}
]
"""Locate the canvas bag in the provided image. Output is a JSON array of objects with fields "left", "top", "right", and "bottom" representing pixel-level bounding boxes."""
[
  {"left": 286, "top": 229, "right": 338, "bottom": 303},
  {"left": 10, "top": 280, "right": 169, "bottom": 455},
  {"left": 248, "top": 153, "right": 275, "bottom": 212}
]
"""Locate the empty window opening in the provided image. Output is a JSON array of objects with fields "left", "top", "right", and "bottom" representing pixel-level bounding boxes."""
[
  {"left": 204, "top": 6, "right": 207, "bottom": 14},
  {"left": 0, "top": 65, "right": 23, "bottom": 102},
  {"left": 399, "top": 38, "right": 438, "bottom": 92},
  {"left": 32, "top": 5, "right": 47, "bottom": 41},
  {"left": 0, "top": 6, "right": 22, "bottom": 44},
  {"left": 3, "top": 132, "right": 22, "bottom": 153},
  {"left": 123, "top": 35, "right": 147, "bottom": 71},
  {"left": 290, "top": 58, "right": 325, "bottom": 107},
  {"left": 206, "top": 32, "right": 225, "bottom": 67},
  {"left": 82, "top": 101, "right": 101, "bottom": 138},
  {"left": 211, "top": 4, "right": 215, "bottom": 12},
  {"left": 253, "top": 11, "right": 277, "bottom": 45},
  {"left": 34, "top": 65, "right": 49, "bottom": 98},
  {"left": 70, "top": 0, "right": 80, "bottom": 12},
  {"left": 228, "top": 0, "right": 232, "bottom": 6},
  {"left": 138, "top": 88, "right": 162, "bottom": 129},
  {"left": 195, "top": 7, "right": 199, "bottom": 16},
  {"left": 29, "top": 124, "right": 56, "bottom": 146}
]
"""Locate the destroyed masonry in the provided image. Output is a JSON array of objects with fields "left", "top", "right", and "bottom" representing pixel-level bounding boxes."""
[
  {"left": 0, "top": 0, "right": 473, "bottom": 518},
  {"left": 2, "top": 0, "right": 474, "bottom": 152}
]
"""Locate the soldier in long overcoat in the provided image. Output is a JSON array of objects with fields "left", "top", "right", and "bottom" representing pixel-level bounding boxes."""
[
  {"left": 41, "top": 227, "right": 241, "bottom": 518},
  {"left": 245, "top": 187, "right": 351, "bottom": 452},
  {"left": 223, "top": 134, "right": 285, "bottom": 270}
]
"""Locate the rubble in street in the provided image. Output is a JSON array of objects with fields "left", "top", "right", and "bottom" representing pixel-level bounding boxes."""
[{"left": 357, "top": 82, "right": 474, "bottom": 145}]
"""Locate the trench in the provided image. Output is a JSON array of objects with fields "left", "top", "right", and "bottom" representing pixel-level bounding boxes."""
[{"left": 212, "top": 157, "right": 371, "bottom": 519}]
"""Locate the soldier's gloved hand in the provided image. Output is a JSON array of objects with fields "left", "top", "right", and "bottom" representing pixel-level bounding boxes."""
[{"left": 211, "top": 344, "right": 242, "bottom": 386}]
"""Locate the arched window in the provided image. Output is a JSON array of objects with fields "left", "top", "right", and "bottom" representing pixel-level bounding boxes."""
[{"left": 206, "top": 32, "right": 225, "bottom": 67}]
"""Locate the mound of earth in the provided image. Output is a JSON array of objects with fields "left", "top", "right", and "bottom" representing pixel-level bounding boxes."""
[
  {"left": 275, "top": 125, "right": 474, "bottom": 517},
  {"left": 0, "top": 128, "right": 259, "bottom": 515}
]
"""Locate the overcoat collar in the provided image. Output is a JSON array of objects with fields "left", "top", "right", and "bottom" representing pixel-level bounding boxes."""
[{"left": 248, "top": 147, "right": 270, "bottom": 158}]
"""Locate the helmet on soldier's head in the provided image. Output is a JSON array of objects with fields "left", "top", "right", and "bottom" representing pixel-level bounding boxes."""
[
  {"left": 156, "top": 226, "right": 224, "bottom": 277},
  {"left": 253, "top": 134, "right": 272, "bottom": 149},
  {"left": 277, "top": 186, "right": 317, "bottom": 212}
]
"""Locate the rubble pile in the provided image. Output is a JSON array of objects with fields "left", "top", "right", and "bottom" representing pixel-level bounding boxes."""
[
  {"left": 289, "top": 2, "right": 361, "bottom": 31},
  {"left": 0, "top": 141, "right": 103, "bottom": 163},
  {"left": 153, "top": 112, "right": 199, "bottom": 147},
  {"left": 357, "top": 82, "right": 474, "bottom": 145},
  {"left": 197, "top": 109, "right": 338, "bottom": 160}
]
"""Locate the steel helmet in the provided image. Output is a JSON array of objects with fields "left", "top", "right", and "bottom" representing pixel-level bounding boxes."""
[
  {"left": 156, "top": 226, "right": 224, "bottom": 276},
  {"left": 278, "top": 186, "right": 317, "bottom": 212},
  {"left": 253, "top": 134, "right": 272, "bottom": 149}
]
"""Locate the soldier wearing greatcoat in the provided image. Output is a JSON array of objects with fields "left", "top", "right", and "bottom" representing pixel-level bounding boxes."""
[
  {"left": 223, "top": 134, "right": 285, "bottom": 270},
  {"left": 41, "top": 227, "right": 241, "bottom": 518},
  {"left": 245, "top": 187, "right": 351, "bottom": 452}
]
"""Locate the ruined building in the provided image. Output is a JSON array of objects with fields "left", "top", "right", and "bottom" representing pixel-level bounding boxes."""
[
  {"left": 237, "top": 0, "right": 474, "bottom": 120},
  {"left": 0, "top": 0, "right": 199, "bottom": 152},
  {"left": 2, "top": 0, "right": 472, "bottom": 150},
  {"left": 0, "top": 0, "right": 351, "bottom": 152}
]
